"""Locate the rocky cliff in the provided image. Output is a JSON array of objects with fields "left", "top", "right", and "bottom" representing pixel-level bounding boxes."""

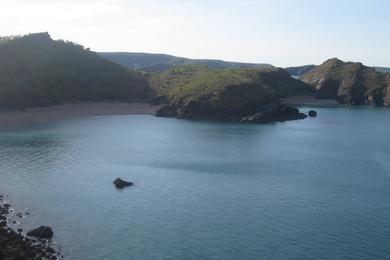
[{"left": 300, "top": 58, "right": 390, "bottom": 106}]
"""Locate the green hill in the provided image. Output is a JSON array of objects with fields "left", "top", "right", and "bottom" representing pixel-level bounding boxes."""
[
  {"left": 99, "top": 52, "right": 273, "bottom": 72},
  {"left": 152, "top": 66, "right": 312, "bottom": 123},
  {"left": 0, "top": 33, "right": 153, "bottom": 109}
]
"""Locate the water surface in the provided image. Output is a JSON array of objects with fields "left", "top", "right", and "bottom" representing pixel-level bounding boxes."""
[{"left": 0, "top": 106, "right": 389, "bottom": 259}]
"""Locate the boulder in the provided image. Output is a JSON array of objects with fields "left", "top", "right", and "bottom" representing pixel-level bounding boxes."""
[
  {"left": 308, "top": 110, "right": 317, "bottom": 117},
  {"left": 113, "top": 178, "right": 134, "bottom": 189},
  {"left": 26, "top": 226, "right": 53, "bottom": 239}
]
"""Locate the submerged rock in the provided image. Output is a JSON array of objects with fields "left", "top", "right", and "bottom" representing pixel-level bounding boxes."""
[
  {"left": 308, "top": 110, "right": 317, "bottom": 117},
  {"left": 113, "top": 178, "right": 134, "bottom": 189},
  {"left": 26, "top": 226, "right": 53, "bottom": 239}
]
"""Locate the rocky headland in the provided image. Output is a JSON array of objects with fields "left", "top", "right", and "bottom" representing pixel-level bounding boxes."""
[
  {"left": 300, "top": 58, "right": 390, "bottom": 106},
  {"left": 152, "top": 66, "right": 312, "bottom": 123}
]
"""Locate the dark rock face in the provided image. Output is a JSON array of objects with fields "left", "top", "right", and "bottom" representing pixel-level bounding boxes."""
[
  {"left": 241, "top": 104, "right": 307, "bottom": 123},
  {"left": 155, "top": 105, "right": 177, "bottom": 117},
  {"left": 157, "top": 100, "right": 307, "bottom": 124},
  {"left": 300, "top": 58, "right": 390, "bottom": 106},
  {"left": 26, "top": 226, "right": 54, "bottom": 239},
  {"left": 308, "top": 110, "right": 317, "bottom": 117},
  {"left": 113, "top": 178, "right": 134, "bottom": 189}
]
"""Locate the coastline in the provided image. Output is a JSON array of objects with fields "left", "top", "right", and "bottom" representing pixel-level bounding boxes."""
[
  {"left": 0, "top": 103, "right": 161, "bottom": 126},
  {"left": 0, "top": 193, "right": 60, "bottom": 259}
]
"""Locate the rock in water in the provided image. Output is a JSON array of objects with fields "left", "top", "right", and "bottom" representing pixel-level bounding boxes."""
[
  {"left": 26, "top": 226, "right": 53, "bottom": 239},
  {"left": 308, "top": 110, "right": 317, "bottom": 117},
  {"left": 113, "top": 178, "right": 134, "bottom": 189}
]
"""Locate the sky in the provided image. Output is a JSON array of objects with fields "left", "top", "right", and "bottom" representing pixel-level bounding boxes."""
[{"left": 1, "top": 0, "right": 389, "bottom": 67}]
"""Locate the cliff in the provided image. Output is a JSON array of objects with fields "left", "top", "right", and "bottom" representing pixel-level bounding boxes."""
[{"left": 300, "top": 58, "right": 390, "bottom": 106}]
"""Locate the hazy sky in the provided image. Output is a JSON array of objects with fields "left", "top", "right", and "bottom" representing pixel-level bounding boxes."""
[{"left": 1, "top": 0, "right": 389, "bottom": 67}]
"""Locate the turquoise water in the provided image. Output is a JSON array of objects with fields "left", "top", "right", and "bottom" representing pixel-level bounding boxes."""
[{"left": 0, "top": 107, "right": 390, "bottom": 259}]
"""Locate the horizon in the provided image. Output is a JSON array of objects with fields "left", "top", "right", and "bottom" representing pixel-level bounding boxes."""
[
  {"left": 3, "top": 32, "right": 387, "bottom": 69},
  {"left": 1, "top": 0, "right": 390, "bottom": 67}
]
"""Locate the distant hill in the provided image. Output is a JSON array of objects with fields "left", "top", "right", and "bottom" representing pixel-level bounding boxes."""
[
  {"left": 300, "top": 58, "right": 390, "bottom": 106},
  {"left": 374, "top": 67, "right": 390, "bottom": 73},
  {"left": 286, "top": 64, "right": 390, "bottom": 77},
  {"left": 0, "top": 33, "right": 153, "bottom": 109},
  {"left": 99, "top": 52, "right": 273, "bottom": 72},
  {"left": 285, "top": 65, "right": 315, "bottom": 77}
]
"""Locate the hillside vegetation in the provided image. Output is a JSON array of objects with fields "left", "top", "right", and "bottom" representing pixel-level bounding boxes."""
[
  {"left": 0, "top": 33, "right": 153, "bottom": 109},
  {"left": 150, "top": 66, "right": 312, "bottom": 100}
]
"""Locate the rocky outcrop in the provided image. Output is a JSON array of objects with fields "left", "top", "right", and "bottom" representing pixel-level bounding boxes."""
[
  {"left": 384, "top": 74, "right": 390, "bottom": 105},
  {"left": 26, "top": 226, "right": 54, "bottom": 239},
  {"left": 113, "top": 178, "right": 133, "bottom": 189},
  {"left": 155, "top": 67, "right": 310, "bottom": 124},
  {"left": 308, "top": 110, "right": 317, "bottom": 117},
  {"left": 156, "top": 85, "right": 308, "bottom": 123},
  {"left": 300, "top": 58, "right": 390, "bottom": 106},
  {"left": 241, "top": 103, "right": 307, "bottom": 123}
]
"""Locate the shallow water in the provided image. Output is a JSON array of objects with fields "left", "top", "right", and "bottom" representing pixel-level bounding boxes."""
[{"left": 0, "top": 106, "right": 390, "bottom": 259}]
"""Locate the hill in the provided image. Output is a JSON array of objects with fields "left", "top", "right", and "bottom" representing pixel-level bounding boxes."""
[
  {"left": 300, "top": 58, "right": 390, "bottom": 105},
  {"left": 0, "top": 33, "right": 153, "bottom": 109},
  {"left": 99, "top": 52, "right": 273, "bottom": 72},
  {"left": 152, "top": 66, "right": 312, "bottom": 123}
]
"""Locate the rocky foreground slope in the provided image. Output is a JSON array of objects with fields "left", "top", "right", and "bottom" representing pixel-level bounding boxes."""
[
  {"left": 300, "top": 58, "right": 390, "bottom": 106},
  {"left": 151, "top": 66, "right": 313, "bottom": 123}
]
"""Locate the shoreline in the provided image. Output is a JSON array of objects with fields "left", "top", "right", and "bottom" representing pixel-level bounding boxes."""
[
  {"left": 0, "top": 193, "right": 60, "bottom": 259},
  {"left": 0, "top": 102, "right": 161, "bottom": 126}
]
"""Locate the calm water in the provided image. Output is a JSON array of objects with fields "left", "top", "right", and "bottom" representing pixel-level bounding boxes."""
[{"left": 0, "top": 107, "right": 390, "bottom": 260}]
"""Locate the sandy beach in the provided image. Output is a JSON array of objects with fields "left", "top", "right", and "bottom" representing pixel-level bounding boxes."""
[{"left": 0, "top": 103, "right": 161, "bottom": 126}]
